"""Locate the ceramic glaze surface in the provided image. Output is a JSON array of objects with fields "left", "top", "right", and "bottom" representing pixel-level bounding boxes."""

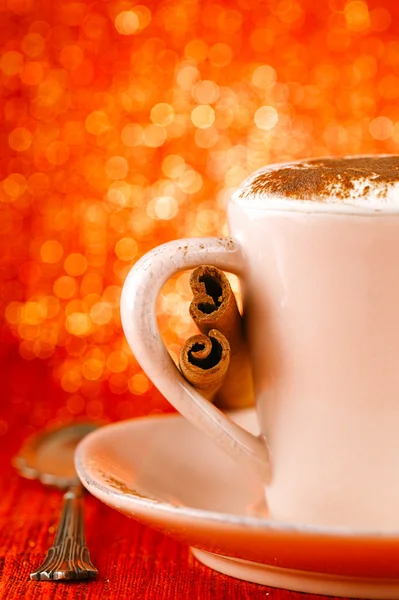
[{"left": 228, "top": 203, "right": 399, "bottom": 529}]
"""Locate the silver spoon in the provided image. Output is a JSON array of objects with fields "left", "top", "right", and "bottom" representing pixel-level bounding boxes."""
[{"left": 13, "top": 421, "right": 99, "bottom": 581}]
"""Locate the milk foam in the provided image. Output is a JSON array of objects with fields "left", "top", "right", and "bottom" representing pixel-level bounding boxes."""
[{"left": 232, "top": 156, "right": 399, "bottom": 214}]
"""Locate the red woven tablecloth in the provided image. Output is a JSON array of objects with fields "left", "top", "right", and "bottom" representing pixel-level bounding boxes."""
[{"left": 0, "top": 335, "right": 355, "bottom": 600}]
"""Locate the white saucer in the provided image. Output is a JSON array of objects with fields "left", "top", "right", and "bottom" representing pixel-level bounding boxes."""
[{"left": 75, "top": 409, "right": 399, "bottom": 599}]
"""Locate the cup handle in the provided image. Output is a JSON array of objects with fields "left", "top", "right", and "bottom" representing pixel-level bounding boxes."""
[{"left": 120, "top": 236, "right": 271, "bottom": 480}]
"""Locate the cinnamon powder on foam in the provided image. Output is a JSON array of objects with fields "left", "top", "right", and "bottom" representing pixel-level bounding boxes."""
[{"left": 239, "top": 156, "right": 399, "bottom": 202}]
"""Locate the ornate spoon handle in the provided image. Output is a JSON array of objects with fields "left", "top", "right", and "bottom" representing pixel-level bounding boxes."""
[{"left": 30, "top": 484, "right": 98, "bottom": 581}]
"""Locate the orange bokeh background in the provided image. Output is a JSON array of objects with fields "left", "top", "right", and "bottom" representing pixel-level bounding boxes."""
[{"left": 1, "top": 0, "right": 399, "bottom": 429}]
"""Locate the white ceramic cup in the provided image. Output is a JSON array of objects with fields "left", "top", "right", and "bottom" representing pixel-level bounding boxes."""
[{"left": 121, "top": 156, "right": 399, "bottom": 530}]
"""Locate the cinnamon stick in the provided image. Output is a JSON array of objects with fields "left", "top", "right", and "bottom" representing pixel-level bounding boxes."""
[
  {"left": 179, "top": 329, "right": 230, "bottom": 400},
  {"left": 179, "top": 265, "right": 254, "bottom": 409}
]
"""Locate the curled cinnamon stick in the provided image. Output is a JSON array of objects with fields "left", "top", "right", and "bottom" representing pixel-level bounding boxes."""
[
  {"left": 179, "top": 329, "right": 230, "bottom": 400},
  {"left": 179, "top": 265, "right": 254, "bottom": 409}
]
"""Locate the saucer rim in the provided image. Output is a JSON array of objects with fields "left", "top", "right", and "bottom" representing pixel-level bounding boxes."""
[
  {"left": 191, "top": 549, "right": 399, "bottom": 599},
  {"left": 75, "top": 410, "right": 399, "bottom": 541}
]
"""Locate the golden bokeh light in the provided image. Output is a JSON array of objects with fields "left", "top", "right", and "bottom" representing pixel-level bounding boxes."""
[
  {"left": 191, "top": 105, "right": 216, "bottom": 129},
  {"left": 162, "top": 155, "right": 186, "bottom": 179},
  {"left": 105, "top": 156, "right": 129, "bottom": 180},
  {"left": 41, "top": 240, "right": 64, "bottom": 264},
  {"left": 85, "top": 111, "right": 111, "bottom": 135},
  {"left": 8, "top": 127, "right": 33, "bottom": 152},
  {"left": 192, "top": 80, "right": 220, "bottom": 104},
  {"left": 129, "top": 373, "right": 150, "bottom": 395},
  {"left": 150, "top": 103, "right": 175, "bottom": 127},
  {"left": 254, "top": 106, "right": 279, "bottom": 131},
  {"left": 0, "top": 51, "right": 24, "bottom": 75},
  {"left": 344, "top": 1, "right": 370, "bottom": 32},
  {"left": 114, "top": 11, "right": 139, "bottom": 36},
  {"left": 66, "top": 312, "right": 92, "bottom": 336}
]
